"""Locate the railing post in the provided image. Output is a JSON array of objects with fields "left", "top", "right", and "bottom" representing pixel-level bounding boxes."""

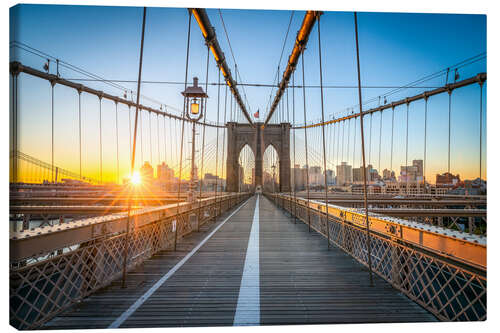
[{"left": 390, "top": 242, "right": 401, "bottom": 289}]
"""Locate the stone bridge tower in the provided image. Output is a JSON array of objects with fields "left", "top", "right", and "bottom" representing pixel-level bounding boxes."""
[{"left": 226, "top": 122, "right": 290, "bottom": 192}]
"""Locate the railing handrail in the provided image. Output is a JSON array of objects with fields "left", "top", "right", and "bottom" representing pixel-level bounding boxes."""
[
  {"left": 10, "top": 192, "right": 247, "bottom": 263},
  {"left": 271, "top": 193, "right": 486, "bottom": 272}
]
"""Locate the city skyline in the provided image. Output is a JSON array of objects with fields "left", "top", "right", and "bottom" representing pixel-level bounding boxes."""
[{"left": 10, "top": 5, "right": 486, "bottom": 184}]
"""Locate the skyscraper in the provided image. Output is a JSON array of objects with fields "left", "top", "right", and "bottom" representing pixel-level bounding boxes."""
[
  {"left": 309, "top": 166, "right": 323, "bottom": 186},
  {"left": 157, "top": 162, "right": 174, "bottom": 184},
  {"left": 336, "top": 162, "right": 352, "bottom": 185},
  {"left": 140, "top": 161, "right": 154, "bottom": 184}
]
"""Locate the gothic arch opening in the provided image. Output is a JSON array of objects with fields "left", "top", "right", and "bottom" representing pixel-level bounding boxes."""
[
  {"left": 263, "top": 144, "right": 279, "bottom": 192},
  {"left": 238, "top": 144, "right": 255, "bottom": 192}
]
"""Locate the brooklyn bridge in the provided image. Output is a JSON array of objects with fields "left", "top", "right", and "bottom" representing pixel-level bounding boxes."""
[{"left": 9, "top": 7, "right": 486, "bottom": 329}]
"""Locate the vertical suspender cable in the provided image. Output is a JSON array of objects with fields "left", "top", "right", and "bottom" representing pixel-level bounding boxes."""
[
  {"left": 14, "top": 74, "right": 17, "bottom": 182},
  {"left": 99, "top": 96, "right": 103, "bottom": 184},
  {"left": 292, "top": 73, "right": 297, "bottom": 222},
  {"left": 405, "top": 102, "right": 409, "bottom": 193},
  {"left": 221, "top": 84, "right": 228, "bottom": 211},
  {"left": 140, "top": 110, "right": 143, "bottom": 166},
  {"left": 423, "top": 95, "right": 428, "bottom": 192},
  {"left": 170, "top": 118, "right": 174, "bottom": 170},
  {"left": 115, "top": 101, "right": 120, "bottom": 184},
  {"left": 287, "top": 87, "right": 292, "bottom": 212},
  {"left": 378, "top": 111, "right": 382, "bottom": 177},
  {"left": 286, "top": 87, "right": 290, "bottom": 123},
  {"left": 229, "top": 91, "right": 232, "bottom": 122},
  {"left": 15, "top": 74, "right": 19, "bottom": 182},
  {"left": 448, "top": 90, "right": 452, "bottom": 174},
  {"left": 479, "top": 82, "right": 483, "bottom": 182},
  {"left": 341, "top": 120, "right": 345, "bottom": 163},
  {"left": 368, "top": 114, "right": 372, "bottom": 166},
  {"left": 163, "top": 114, "right": 167, "bottom": 164},
  {"left": 354, "top": 12, "right": 373, "bottom": 286},
  {"left": 128, "top": 105, "right": 132, "bottom": 163},
  {"left": 214, "top": 68, "right": 221, "bottom": 212},
  {"left": 390, "top": 106, "right": 395, "bottom": 179},
  {"left": 198, "top": 46, "right": 210, "bottom": 231},
  {"left": 222, "top": 85, "right": 228, "bottom": 186},
  {"left": 149, "top": 111, "right": 152, "bottom": 164},
  {"left": 176, "top": 9, "right": 192, "bottom": 250},
  {"left": 157, "top": 113, "right": 160, "bottom": 166},
  {"left": 346, "top": 119, "right": 351, "bottom": 167},
  {"left": 174, "top": 119, "right": 178, "bottom": 164},
  {"left": 336, "top": 119, "right": 340, "bottom": 166},
  {"left": 122, "top": 7, "right": 147, "bottom": 288},
  {"left": 51, "top": 82, "right": 55, "bottom": 182},
  {"left": 11, "top": 74, "right": 16, "bottom": 182},
  {"left": 353, "top": 115, "right": 357, "bottom": 168},
  {"left": 317, "top": 15, "right": 330, "bottom": 249},
  {"left": 78, "top": 91, "right": 82, "bottom": 180},
  {"left": 301, "top": 51, "right": 311, "bottom": 232}
]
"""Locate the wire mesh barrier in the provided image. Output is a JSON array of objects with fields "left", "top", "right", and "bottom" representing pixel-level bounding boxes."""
[
  {"left": 9, "top": 193, "right": 249, "bottom": 329},
  {"left": 266, "top": 193, "right": 486, "bottom": 322}
]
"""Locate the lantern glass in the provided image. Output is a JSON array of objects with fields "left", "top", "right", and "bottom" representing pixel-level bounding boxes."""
[{"left": 191, "top": 100, "right": 200, "bottom": 115}]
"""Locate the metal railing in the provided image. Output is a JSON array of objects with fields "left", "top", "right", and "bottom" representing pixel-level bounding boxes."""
[
  {"left": 10, "top": 193, "right": 250, "bottom": 329},
  {"left": 266, "top": 192, "right": 486, "bottom": 322}
]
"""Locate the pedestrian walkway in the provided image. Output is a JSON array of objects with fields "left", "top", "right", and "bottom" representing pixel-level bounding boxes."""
[{"left": 44, "top": 195, "right": 435, "bottom": 329}]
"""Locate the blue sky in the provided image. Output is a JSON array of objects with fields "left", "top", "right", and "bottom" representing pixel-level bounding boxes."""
[{"left": 10, "top": 4, "right": 486, "bottom": 182}]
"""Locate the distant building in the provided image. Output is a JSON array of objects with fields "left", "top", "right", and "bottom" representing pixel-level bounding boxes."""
[
  {"left": 368, "top": 165, "right": 380, "bottom": 182},
  {"left": 140, "top": 162, "right": 154, "bottom": 184},
  {"left": 326, "top": 169, "right": 334, "bottom": 185},
  {"left": 292, "top": 164, "right": 306, "bottom": 190},
  {"left": 263, "top": 170, "right": 277, "bottom": 192},
  {"left": 399, "top": 159, "right": 424, "bottom": 183},
  {"left": 352, "top": 164, "right": 379, "bottom": 183},
  {"left": 204, "top": 173, "right": 224, "bottom": 191},
  {"left": 336, "top": 162, "right": 352, "bottom": 185},
  {"left": 382, "top": 168, "right": 394, "bottom": 181},
  {"left": 157, "top": 162, "right": 174, "bottom": 183},
  {"left": 309, "top": 166, "right": 323, "bottom": 186},
  {"left": 352, "top": 167, "right": 362, "bottom": 183},
  {"left": 436, "top": 172, "right": 460, "bottom": 186},
  {"left": 413, "top": 159, "right": 423, "bottom": 177}
]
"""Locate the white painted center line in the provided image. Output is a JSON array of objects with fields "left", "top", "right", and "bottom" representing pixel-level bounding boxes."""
[
  {"left": 233, "top": 194, "right": 260, "bottom": 326},
  {"left": 108, "top": 197, "right": 251, "bottom": 328}
]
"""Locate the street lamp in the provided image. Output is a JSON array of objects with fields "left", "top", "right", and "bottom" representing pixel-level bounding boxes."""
[{"left": 182, "top": 77, "right": 208, "bottom": 202}]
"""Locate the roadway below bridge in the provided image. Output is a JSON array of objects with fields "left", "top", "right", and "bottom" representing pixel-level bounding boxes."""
[{"left": 44, "top": 194, "right": 435, "bottom": 329}]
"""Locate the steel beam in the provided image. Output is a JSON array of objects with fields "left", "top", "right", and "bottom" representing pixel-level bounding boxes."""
[
  {"left": 323, "top": 199, "right": 486, "bottom": 207},
  {"left": 9, "top": 61, "right": 226, "bottom": 129},
  {"left": 360, "top": 208, "right": 486, "bottom": 218},
  {"left": 191, "top": 8, "right": 254, "bottom": 125},
  {"left": 294, "top": 72, "right": 487, "bottom": 129},
  {"left": 10, "top": 197, "right": 181, "bottom": 206},
  {"left": 263, "top": 11, "right": 322, "bottom": 127}
]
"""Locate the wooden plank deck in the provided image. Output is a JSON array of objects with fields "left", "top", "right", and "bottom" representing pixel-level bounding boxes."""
[{"left": 43, "top": 194, "right": 435, "bottom": 329}]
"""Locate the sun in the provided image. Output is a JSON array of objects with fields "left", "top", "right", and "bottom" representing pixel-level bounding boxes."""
[{"left": 130, "top": 171, "right": 141, "bottom": 185}]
